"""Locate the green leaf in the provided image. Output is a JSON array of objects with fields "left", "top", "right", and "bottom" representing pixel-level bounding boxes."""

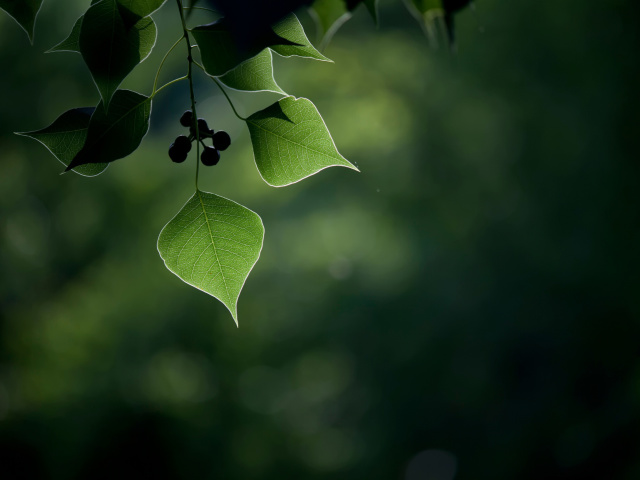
[
  {"left": 246, "top": 96, "right": 358, "bottom": 187},
  {"left": 405, "top": 0, "right": 452, "bottom": 49},
  {"left": 116, "top": 0, "right": 167, "bottom": 27},
  {"left": 0, "top": 0, "right": 43, "bottom": 43},
  {"left": 192, "top": 18, "right": 300, "bottom": 76},
  {"left": 270, "top": 13, "right": 330, "bottom": 62},
  {"left": 16, "top": 107, "right": 108, "bottom": 177},
  {"left": 80, "top": 0, "right": 157, "bottom": 108},
  {"left": 66, "top": 90, "right": 151, "bottom": 171},
  {"left": 47, "top": 15, "right": 83, "bottom": 53},
  {"left": 219, "top": 49, "right": 285, "bottom": 94},
  {"left": 157, "top": 190, "right": 265, "bottom": 325},
  {"left": 309, "top": 0, "right": 352, "bottom": 50}
]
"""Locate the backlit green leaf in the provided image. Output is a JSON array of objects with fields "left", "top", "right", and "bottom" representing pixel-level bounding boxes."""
[
  {"left": 80, "top": 0, "right": 157, "bottom": 108},
  {"left": 219, "top": 49, "right": 285, "bottom": 94},
  {"left": 66, "top": 90, "right": 151, "bottom": 170},
  {"left": 246, "top": 96, "right": 358, "bottom": 187},
  {"left": 157, "top": 190, "right": 265, "bottom": 325},
  {"left": 192, "top": 18, "right": 300, "bottom": 76},
  {"left": 0, "top": 0, "right": 43, "bottom": 42},
  {"left": 270, "top": 13, "right": 330, "bottom": 62},
  {"left": 16, "top": 107, "right": 108, "bottom": 177}
]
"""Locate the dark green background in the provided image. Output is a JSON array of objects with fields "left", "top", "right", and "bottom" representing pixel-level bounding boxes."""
[{"left": 1, "top": 0, "right": 639, "bottom": 478}]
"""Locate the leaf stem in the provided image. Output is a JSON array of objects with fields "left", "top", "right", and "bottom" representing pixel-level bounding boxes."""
[
  {"left": 192, "top": 60, "right": 247, "bottom": 121},
  {"left": 152, "top": 36, "right": 184, "bottom": 95},
  {"left": 152, "top": 75, "right": 188, "bottom": 97},
  {"left": 176, "top": 0, "right": 201, "bottom": 190}
]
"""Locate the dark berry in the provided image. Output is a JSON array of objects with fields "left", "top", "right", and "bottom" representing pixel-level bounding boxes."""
[
  {"left": 174, "top": 135, "right": 192, "bottom": 152},
  {"left": 180, "top": 110, "right": 193, "bottom": 127},
  {"left": 169, "top": 144, "right": 188, "bottom": 163},
  {"left": 201, "top": 146, "right": 220, "bottom": 166},
  {"left": 212, "top": 130, "right": 231, "bottom": 151},
  {"left": 198, "top": 118, "right": 212, "bottom": 136}
]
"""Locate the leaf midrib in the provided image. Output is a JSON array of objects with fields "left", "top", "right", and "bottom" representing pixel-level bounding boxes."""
[{"left": 197, "top": 190, "right": 232, "bottom": 307}]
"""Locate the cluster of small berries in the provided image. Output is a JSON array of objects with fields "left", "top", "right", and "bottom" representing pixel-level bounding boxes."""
[{"left": 168, "top": 110, "right": 231, "bottom": 166}]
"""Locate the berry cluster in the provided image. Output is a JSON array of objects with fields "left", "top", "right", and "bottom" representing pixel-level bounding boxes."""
[{"left": 168, "top": 110, "right": 231, "bottom": 166}]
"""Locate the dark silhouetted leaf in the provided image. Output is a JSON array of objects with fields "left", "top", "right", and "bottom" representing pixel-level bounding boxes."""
[
  {"left": 66, "top": 90, "right": 151, "bottom": 170},
  {"left": 16, "top": 107, "right": 108, "bottom": 177},
  {"left": 192, "top": 18, "right": 300, "bottom": 76},
  {"left": 0, "top": 0, "right": 43, "bottom": 42},
  {"left": 117, "top": 0, "right": 167, "bottom": 28},
  {"left": 47, "top": 15, "right": 83, "bottom": 53},
  {"left": 80, "top": 0, "right": 157, "bottom": 108}
]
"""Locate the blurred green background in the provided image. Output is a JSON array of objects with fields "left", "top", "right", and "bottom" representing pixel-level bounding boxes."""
[{"left": 1, "top": 0, "right": 639, "bottom": 478}]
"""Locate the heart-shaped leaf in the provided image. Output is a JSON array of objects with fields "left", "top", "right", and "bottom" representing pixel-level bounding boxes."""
[
  {"left": 157, "top": 190, "right": 265, "bottom": 325},
  {"left": 0, "top": 0, "right": 44, "bottom": 43},
  {"left": 270, "top": 13, "right": 330, "bottom": 62},
  {"left": 219, "top": 49, "right": 285, "bottom": 94},
  {"left": 66, "top": 89, "right": 151, "bottom": 170},
  {"left": 246, "top": 96, "right": 358, "bottom": 187},
  {"left": 80, "top": 0, "right": 157, "bottom": 108},
  {"left": 16, "top": 107, "right": 108, "bottom": 177}
]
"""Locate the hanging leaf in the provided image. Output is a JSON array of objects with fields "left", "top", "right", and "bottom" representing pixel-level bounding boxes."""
[
  {"left": 79, "top": 0, "right": 157, "bottom": 108},
  {"left": 157, "top": 190, "right": 265, "bottom": 326},
  {"left": 246, "top": 96, "right": 358, "bottom": 187},
  {"left": 0, "top": 0, "right": 44, "bottom": 43},
  {"left": 218, "top": 49, "right": 285, "bottom": 94},
  {"left": 270, "top": 13, "right": 330, "bottom": 62},
  {"left": 16, "top": 107, "right": 108, "bottom": 177},
  {"left": 47, "top": 15, "right": 84, "bottom": 53},
  {"left": 192, "top": 18, "right": 301, "bottom": 76},
  {"left": 66, "top": 90, "right": 151, "bottom": 170}
]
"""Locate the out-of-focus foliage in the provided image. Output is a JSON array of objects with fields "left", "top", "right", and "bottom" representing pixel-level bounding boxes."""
[{"left": 1, "top": 0, "right": 639, "bottom": 479}]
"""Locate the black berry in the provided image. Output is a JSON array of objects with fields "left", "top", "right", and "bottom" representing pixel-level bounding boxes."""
[
  {"left": 198, "top": 118, "right": 212, "bottom": 136},
  {"left": 169, "top": 143, "right": 188, "bottom": 163},
  {"left": 201, "top": 146, "right": 220, "bottom": 166},
  {"left": 179, "top": 110, "right": 193, "bottom": 128},
  {"left": 212, "top": 131, "right": 231, "bottom": 151},
  {"left": 174, "top": 135, "right": 192, "bottom": 152}
]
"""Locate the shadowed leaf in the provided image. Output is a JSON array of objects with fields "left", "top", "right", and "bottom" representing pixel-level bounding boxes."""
[
  {"left": 246, "top": 96, "right": 358, "bottom": 187},
  {"left": 192, "top": 18, "right": 301, "bottom": 76},
  {"left": 80, "top": 0, "right": 157, "bottom": 108},
  {"left": 270, "top": 13, "right": 330, "bottom": 61},
  {"left": 219, "top": 49, "right": 285, "bottom": 94},
  {"left": 0, "top": 0, "right": 43, "bottom": 42},
  {"left": 16, "top": 107, "right": 108, "bottom": 177},
  {"left": 66, "top": 90, "right": 151, "bottom": 170}
]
